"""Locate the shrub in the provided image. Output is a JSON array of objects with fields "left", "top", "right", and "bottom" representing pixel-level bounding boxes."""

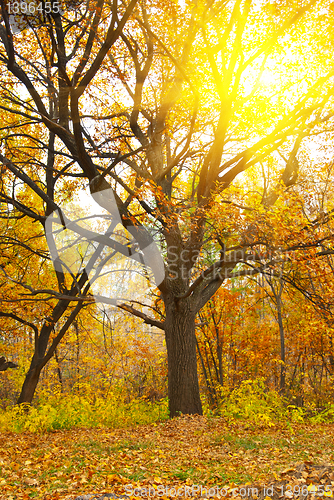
[
  {"left": 214, "top": 378, "right": 305, "bottom": 426},
  {"left": 0, "top": 383, "right": 169, "bottom": 433}
]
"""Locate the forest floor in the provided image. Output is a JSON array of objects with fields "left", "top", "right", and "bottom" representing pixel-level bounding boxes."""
[{"left": 0, "top": 415, "right": 333, "bottom": 500}]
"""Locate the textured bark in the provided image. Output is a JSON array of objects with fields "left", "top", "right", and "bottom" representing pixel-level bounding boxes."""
[
  {"left": 17, "top": 319, "right": 60, "bottom": 404},
  {"left": 17, "top": 300, "right": 84, "bottom": 404},
  {"left": 164, "top": 296, "right": 202, "bottom": 418},
  {"left": 277, "top": 296, "right": 286, "bottom": 394},
  {"left": 17, "top": 366, "right": 43, "bottom": 404}
]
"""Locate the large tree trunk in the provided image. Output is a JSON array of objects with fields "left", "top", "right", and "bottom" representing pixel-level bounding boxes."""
[{"left": 164, "top": 296, "right": 203, "bottom": 418}]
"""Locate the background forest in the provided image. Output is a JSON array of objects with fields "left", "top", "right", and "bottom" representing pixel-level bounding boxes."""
[
  {"left": 2, "top": 198, "right": 334, "bottom": 431},
  {"left": 1, "top": 0, "right": 334, "bottom": 432}
]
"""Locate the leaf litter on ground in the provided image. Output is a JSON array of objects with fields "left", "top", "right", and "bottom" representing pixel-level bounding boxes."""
[{"left": 0, "top": 415, "right": 333, "bottom": 500}]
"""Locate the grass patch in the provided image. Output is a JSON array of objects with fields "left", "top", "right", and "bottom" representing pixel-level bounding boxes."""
[
  {"left": 123, "top": 471, "right": 147, "bottom": 481},
  {"left": 222, "top": 433, "right": 274, "bottom": 450},
  {"left": 75, "top": 438, "right": 106, "bottom": 455},
  {"left": 173, "top": 468, "right": 196, "bottom": 481},
  {"left": 109, "top": 439, "right": 155, "bottom": 452}
]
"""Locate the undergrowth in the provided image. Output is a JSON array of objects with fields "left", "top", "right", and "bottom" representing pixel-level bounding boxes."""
[
  {"left": 1, "top": 378, "right": 333, "bottom": 433},
  {"left": 205, "top": 379, "right": 334, "bottom": 426},
  {"left": 0, "top": 385, "right": 169, "bottom": 433}
]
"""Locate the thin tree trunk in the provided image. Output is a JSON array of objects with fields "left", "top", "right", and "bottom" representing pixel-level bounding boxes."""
[
  {"left": 17, "top": 300, "right": 83, "bottom": 404},
  {"left": 276, "top": 296, "right": 286, "bottom": 394},
  {"left": 265, "top": 272, "right": 286, "bottom": 394},
  {"left": 54, "top": 348, "right": 63, "bottom": 389},
  {"left": 196, "top": 338, "right": 216, "bottom": 407}
]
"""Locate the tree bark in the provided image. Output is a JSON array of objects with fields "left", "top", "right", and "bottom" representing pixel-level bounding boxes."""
[
  {"left": 164, "top": 296, "right": 203, "bottom": 418},
  {"left": 17, "top": 300, "right": 84, "bottom": 404},
  {"left": 17, "top": 365, "right": 43, "bottom": 404},
  {"left": 276, "top": 294, "right": 286, "bottom": 394}
]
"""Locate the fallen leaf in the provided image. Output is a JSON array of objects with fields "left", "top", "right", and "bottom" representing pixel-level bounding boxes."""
[{"left": 24, "top": 478, "right": 38, "bottom": 486}]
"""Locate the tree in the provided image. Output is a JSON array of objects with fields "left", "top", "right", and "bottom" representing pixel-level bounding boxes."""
[
  {"left": 196, "top": 285, "right": 244, "bottom": 406},
  {"left": 1, "top": 0, "right": 334, "bottom": 416}
]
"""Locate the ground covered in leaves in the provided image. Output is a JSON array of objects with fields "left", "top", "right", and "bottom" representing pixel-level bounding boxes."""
[{"left": 0, "top": 415, "right": 333, "bottom": 500}]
